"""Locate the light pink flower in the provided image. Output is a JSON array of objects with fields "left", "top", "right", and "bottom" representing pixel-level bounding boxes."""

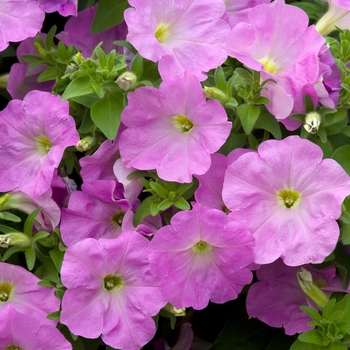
[
  {"left": 38, "top": 0, "right": 78, "bottom": 16},
  {"left": 124, "top": 0, "right": 230, "bottom": 80},
  {"left": 60, "top": 232, "right": 165, "bottom": 350},
  {"left": 223, "top": 135, "right": 350, "bottom": 266},
  {"left": 0, "top": 0, "right": 45, "bottom": 52},
  {"left": 225, "top": 2, "right": 330, "bottom": 130},
  {"left": 0, "top": 90, "right": 80, "bottom": 198},
  {"left": 0, "top": 262, "right": 59, "bottom": 326},
  {"left": 0, "top": 305, "right": 71, "bottom": 350},
  {"left": 119, "top": 72, "right": 231, "bottom": 183},
  {"left": 246, "top": 259, "right": 345, "bottom": 335},
  {"left": 148, "top": 203, "right": 255, "bottom": 310}
]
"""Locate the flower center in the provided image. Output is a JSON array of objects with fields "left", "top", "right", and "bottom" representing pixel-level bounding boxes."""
[
  {"left": 103, "top": 274, "right": 124, "bottom": 292},
  {"left": 173, "top": 115, "right": 194, "bottom": 133},
  {"left": 0, "top": 282, "right": 14, "bottom": 302},
  {"left": 155, "top": 23, "right": 171, "bottom": 43},
  {"left": 259, "top": 57, "right": 278, "bottom": 74},
  {"left": 35, "top": 135, "right": 52, "bottom": 155},
  {"left": 192, "top": 240, "right": 212, "bottom": 253},
  {"left": 6, "top": 346, "right": 22, "bottom": 350},
  {"left": 110, "top": 211, "right": 125, "bottom": 227},
  {"left": 277, "top": 189, "right": 301, "bottom": 209}
]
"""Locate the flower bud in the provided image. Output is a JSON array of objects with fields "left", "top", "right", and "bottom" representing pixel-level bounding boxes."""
[
  {"left": 303, "top": 112, "right": 321, "bottom": 134},
  {"left": 116, "top": 72, "right": 137, "bottom": 91},
  {"left": 0, "top": 232, "right": 31, "bottom": 249},
  {"left": 164, "top": 302, "right": 186, "bottom": 317},
  {"left": 297, "top": 267, "right": 329, "bottom": 310},
  {"left": 203, "top": 86, "right": 229, "bottom": 104},
  {"left": 75, "top": 136, "right": 96, "bottom": 152}
]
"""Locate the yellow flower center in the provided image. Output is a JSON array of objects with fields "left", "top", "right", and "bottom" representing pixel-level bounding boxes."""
[
  {"left": 35, "top": 135, "right": 52, "bottom": 155},
  {"left": 192, "top": 240, "right": 212, "bottom": 253},
  {"left": 110, "top": 211, "right": 125, "bottom": 227},
  {"left": 259, "top": 57, "right": 279, "bottom": 74},
  {"left": 277, "top": 189, "right": 301, "bottom": 209},
  {"left": 155, "top": 23, "right": 171, "bottom": 43},
  {"left": 173, "top": 115, "right": 194, "bottom": 133},
  {"left": 0, "top": 281, "right": 14, "bottom": 302},
  {"left": 103, "top": 274, "right": 124, "bottom": 292}
]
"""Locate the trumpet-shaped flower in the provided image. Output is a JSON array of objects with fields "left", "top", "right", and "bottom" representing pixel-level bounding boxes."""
[
  {"left": 0, "top": 305, "right": 72, "bottom": 350},
  {"left": 0, "top": 0, "right": 45, "bottom": 52},
  {"left": 223, "top": 136, "right": 350, "bottom": 266},
  {"left": 246, "top": 259, "right": 346, "bottom": 335},
  {"left": 316, "top": 0, "right": 350, "bottom": 36},
  {"left": 119, "top": 71, "right": 231, "bottom": 183},
  {"left": 60, "top": 232, "right": 165, "bottom": 350},
  {"left": 124, "top": 0, "right": 230, "bottom": 80},
  {"left": 0, "top": 90, "right": 80, "bottom": 198},
  {"left": 0, "top": 262, "right": 59, "bottom": 326},
  {"left": 38, "top": 0, "right": 78, "bottom": 16},
  {"left": 225, "top": 2, "right": 332, "bottom": 130},
  {"left": 148, "top": 203, "right": 255, "bottom": 310}
]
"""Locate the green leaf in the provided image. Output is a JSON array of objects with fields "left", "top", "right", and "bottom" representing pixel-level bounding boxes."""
[
  {"left": 133, "top": 196, "right": 154, "bottom": 226},
  {"left": 158, "top": 199, "right": 172, "bottom": 211},
  {"left": 298, "top": 330, "right": 323, "bottom": 345},
  {"left": 290, "top": 339, "right": 325, "bottom": 350},
  {"left": 91, "top": 91, "right": 124, "bottom": 140},
  {"left": 92, "top": 0, "right": 130, "bottom": 33},
  {"left": 341, "top": 224, "right": 350, "bottom": 244},
  {"left": 46, "top": 310, "right": 61, "bottom": 320},
  {"left": 254, "top": 109, "right": 282, "bottom": 140},
  {"left": 32, "top": 231, "right": 50, "bottom": 243},
  {"left": 25, "top": 247, "right": 36, "bottom": 270},
  {"left": 130, "top": 54, "right": 144, "bottom": 81},
  {"left": 1, "top": 245, "right": 26, "bottom": 261},
  {"left": 0, "top": 224, "right": 20, "bottom": 234},
  {"left": 62, "top": 77, "right": 95, "bottom": 100},
  {"left": 237, "top": 104, "right": 260, "bottom": 135},
  {"left": 173, "top": 197, "right": 190, "bottom": 210},
  {"left": 0, "top": 212, "right": 21, "bottom": 222},
  {"left": 323, "top": 109, "right": 347, "bottom": 127},
  {"left": 149, "top": 182, "right": 168, "bottom": 199},
  {"left": 37, "top": 66, "right": 58, "bottom": 82},
  {"left": 332, "top": 145, "right": 350, "bottom": 176},
  {"left": 37, "top": 279, "right": 56, "bottom": 287},
  {"left": 24, "top": 207, "right": 42, "bottom": 238},
  {"left": 34, "top": 256, "right": 59, "bottom": 283},
  {"left": 49, "top": 248, "right": 65, "bottom": 272},
  {"left": 214, "top": 66, "right": 227, "bottom": 93}
]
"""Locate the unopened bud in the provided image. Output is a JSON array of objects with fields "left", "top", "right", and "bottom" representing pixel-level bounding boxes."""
[
  {"left": 75, "top": 136, "right": 96, "bottom": 152},
  {"left": 115, "top": 72, "right": 137, "bottom": 91},
  {"left": 34, "top": 42, "right": 47, "bottom": 60},
  {"left": 297, "top": 268, "right": 329, "bottom": 310},
  {"left": 164, "top": 303, "right": 186, "bottom": 317},
  {"left": 203, "top": 86, "right": 229, "bottom": 104},
  {"left": 0, "top": 233, "right": 31, "bottom": 249},
  {"left": 65, "top": 63, "right": 78, "bottom": 75},
  {"left": 73, "top": 52, "right": 84, "bottom": 65},
  {"left": 303, "top": 112, "right": 321, "bottom": 134}
]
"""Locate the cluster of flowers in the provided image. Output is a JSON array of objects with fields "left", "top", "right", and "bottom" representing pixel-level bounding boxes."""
[{"left": 1, "top": 0, "right": 350, "bottom": 349}]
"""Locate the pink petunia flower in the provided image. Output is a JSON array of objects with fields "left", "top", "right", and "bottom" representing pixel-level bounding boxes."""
[
  {"left": 0, "top": 0, "right": 45, "bottom": 52},
  {"left": 124, "top": 0, "right": 230, "bottom": 80},
  {"left": 0, "top": 90, "right": 80, "bottom": 198},
  {"left": 148, "top": 203, "right": 255, "bottom": 310},
  {"left": 246, "top": 259, "right": 346, "bottom": 335},
  {"left": 225, "top": 2, "right": 332, "bottom": 130},
  {"left": 38, "top": 0, "right": 78, "bottom": 16},
  {"left": 316, "top": 0, "right": 350, "bottom": 36},
  {"left": 0, "top": 305, "right": 72, "bottom": 350},
  {"left": 60, "top": 232, "right": 166, "bottom": 350},
  {"left": 222, "top": 135, "right": 350, "bottom": 266},
  {"left": 0, "top": 262, "right": 59, "bottom": 326},
  {"left": 56, "top": 4, "right": 127, "bottom": 58},
  {"left": 119, "top": 71, "right": 231, "bottom": 183}
]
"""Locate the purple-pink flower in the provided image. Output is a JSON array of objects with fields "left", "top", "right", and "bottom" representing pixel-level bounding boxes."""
[
  {"left": 119, "top": 71, "right": 231, "bottom": 183},
  {"left": 0, "top": 305, "right": 72, "bottom": 350},
  {"left": 0, "top": 0, "right": 45, "bottom": 52},
  {"left": 38, "top": 0, "right": 78, "bottom": 16},
  {"left": 124, "top": 0, "right": 230, "bottom": 80},
  {"left": 0, "top": 90, "right": 80, "bottom": 198},
  {"left": 223, "top": 135, "right": 350, "bottom": 266},
  {"left": 225, "top": 2, "right": 331, "bottom": 130},
  {"left": 148, "top": 203, "right": 255, "bottom": 310},
  {"left": 60, "top": 232, "right": 166, "bottom": 350}
]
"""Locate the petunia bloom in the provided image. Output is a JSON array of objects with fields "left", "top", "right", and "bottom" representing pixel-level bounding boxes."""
[
  {"left": 0, "top": 0, "right": 45, "bottom": 52},
  {"left": 148, "top": 203, "right": 255, "bottom": 310},
  {"left": 38, "top": 0, "right": 78, "bottom": 16},
  {"left": 0, "top": 90, "right": 80, "bottom": 198},
  {"left": 225, "top": 2, "right": 332, "bottom": 130},
  {"left": 124, "top": 0, "right": 230, "bottom": 80},
  {"left": 60, "top": 232, "right": 166, "bottom": 350},
  {"left": 222, "top": 135, "right": 350, "bottom": 266},
  {"left": 0, "top": 262, "right": 60, "bottom": 326},
  {"left": 0, "top": 305, "right": 72, "bottom": 350},
  {"left": 246, "top": 259, "right": 346, "bottom": 335},
  {"left": 119, "top": 71, "right": 231, "bottom": 183},
  {"left": 316, "top": 0, "right": 350, "bottom": 36}
]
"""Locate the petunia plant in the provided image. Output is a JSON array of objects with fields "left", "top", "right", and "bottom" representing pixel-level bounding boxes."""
[{"left": 3, "top": 0, "right": 350, "bottom": 349}]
